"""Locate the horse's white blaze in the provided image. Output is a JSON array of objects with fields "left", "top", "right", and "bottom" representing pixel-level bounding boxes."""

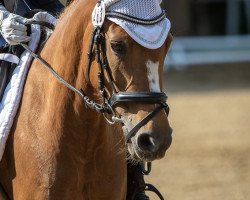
[{"left": 146, "top": 60, "right": 160, "bottom": 92}]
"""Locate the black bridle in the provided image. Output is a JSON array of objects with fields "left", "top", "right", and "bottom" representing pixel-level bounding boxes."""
[{"left": 84, "top": 24, "right": 169, "bottom": 141}]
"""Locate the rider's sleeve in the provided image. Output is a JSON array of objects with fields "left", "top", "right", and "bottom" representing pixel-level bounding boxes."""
[{"left": 28, "top": 0, "right": 64, "bottom": 16}]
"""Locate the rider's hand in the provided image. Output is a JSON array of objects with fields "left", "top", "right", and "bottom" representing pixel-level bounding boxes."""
[{"left": 0, "top": 10, "right": 30, "bottom": 45}]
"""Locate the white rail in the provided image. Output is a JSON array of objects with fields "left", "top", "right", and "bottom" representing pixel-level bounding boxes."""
[{"left": 165, "top": 35, "right": 250, "bottom": 70}]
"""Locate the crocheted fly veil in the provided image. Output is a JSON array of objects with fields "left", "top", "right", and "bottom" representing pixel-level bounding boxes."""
[{"left": 104, "top": 0, "right": 171, "bottom": 49}]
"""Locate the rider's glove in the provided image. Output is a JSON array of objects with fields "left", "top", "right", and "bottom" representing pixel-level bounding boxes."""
[
  {"left": 29, "top": 12, "right": 57, "bottom": 26},
  {"left": 0, "top": 6, "right": 30, "bottom": 45}
]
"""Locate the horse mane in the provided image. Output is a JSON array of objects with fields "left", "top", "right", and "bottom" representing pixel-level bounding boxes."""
[
  {"left": 31, "top": 0, "right": 101, "bottom": 116},
  {"left": 39, "top": 0, "right": 96, "bottom": 91},
  {"left": 31, "top": 0, "right": 124, "bottom": 145}
]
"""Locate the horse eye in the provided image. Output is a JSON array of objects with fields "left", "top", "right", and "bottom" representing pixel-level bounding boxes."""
[{"left": 110, "top": 41, "right": 126, "bottom": 55}]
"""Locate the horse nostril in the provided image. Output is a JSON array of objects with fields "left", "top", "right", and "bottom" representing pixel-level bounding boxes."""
[{"left": 137, "top": 133, "right": 158, "bottom": 153}]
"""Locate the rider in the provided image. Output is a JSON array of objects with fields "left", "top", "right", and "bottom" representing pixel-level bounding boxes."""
[{"left": 0, "top": 0, "right": 64, "bottom": 46}]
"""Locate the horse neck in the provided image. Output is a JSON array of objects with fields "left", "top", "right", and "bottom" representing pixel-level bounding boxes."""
[
  {"left": 29, "top": 0, "right": 124, "bottom": 156},
  {"left": 37, "top": 1, "right": 91, "bottom": 116}
]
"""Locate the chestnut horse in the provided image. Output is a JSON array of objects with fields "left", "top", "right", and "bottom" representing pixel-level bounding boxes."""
[{"left": 0, "top": 0, "right": 172, "bottom": 199}]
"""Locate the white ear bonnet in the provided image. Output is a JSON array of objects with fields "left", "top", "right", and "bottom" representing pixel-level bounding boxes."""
[{"left": 101, "top": 0, "right": 170, "bottom": 49}]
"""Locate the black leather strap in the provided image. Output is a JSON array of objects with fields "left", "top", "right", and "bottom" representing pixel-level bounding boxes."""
[
  {"left": 144, "top": 184, "right": 164, "bottom": 200},
  {"left": 0, "top": 61, "right": 9, "bottom": 101},
  {"left": 109, "top": 92, "right": 167, "bottom": 107},
  {"left": 125, "top": 104, "right": 167, "bottom": 142}
]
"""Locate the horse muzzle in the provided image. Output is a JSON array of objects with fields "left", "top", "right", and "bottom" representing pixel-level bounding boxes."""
[
  {"left": 127, "top": 126, "right": 173, "bottom": 162},
  {"left": 112, "top": 92, "right": 172, "bottom": 162}
]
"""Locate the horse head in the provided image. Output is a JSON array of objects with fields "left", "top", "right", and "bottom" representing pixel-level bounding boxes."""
[{"left": 85, "top": 0, "right": 173, "bottom": 162}]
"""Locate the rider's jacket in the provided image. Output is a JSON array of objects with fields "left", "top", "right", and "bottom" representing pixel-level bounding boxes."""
[{"left": 0, "top": 0, "right": 63, "bottom": 15}]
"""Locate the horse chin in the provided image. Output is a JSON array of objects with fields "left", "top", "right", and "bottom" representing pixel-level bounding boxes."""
[{"left": 127, "top": 139, "right": 156, "bottom": 163}]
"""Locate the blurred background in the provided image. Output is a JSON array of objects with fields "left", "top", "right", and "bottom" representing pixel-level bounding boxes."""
[
  {"left": 147, "top": 1, "right": 250, "bottom": 200},
  {"left": 60, "top": 1, "right": 250, "bottom": 199}
]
